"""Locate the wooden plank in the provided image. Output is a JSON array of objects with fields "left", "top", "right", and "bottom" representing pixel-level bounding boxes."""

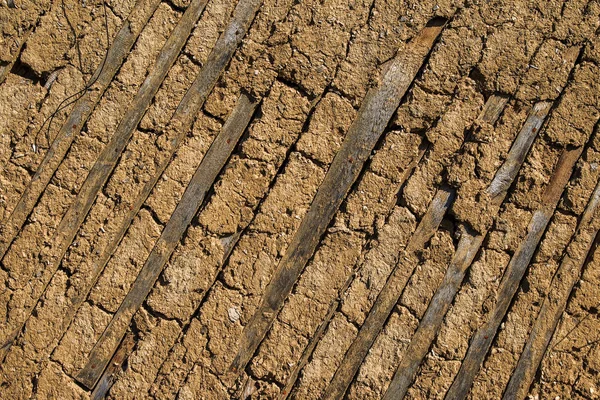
[
  {"left": 0, "top": 0, "right": 162, "bottom": 261},
  {"left": 283, "top": 93, "right": 510, "bottom": 399},
  {"left": 322, "top": 187, "right": 456, "bottom": 400},
  {"left": 381, "top": 101, "right": 552, "bottom": 400},
  {"left": 228, "top": 18, "right": 449, "bottom": 379},
  {"left": 478, "top": 93, "right": 512, "bottom": 131},
  {"left": 36, "top": 0, "right": 206, "bottom": 279},
  {"left": 76, "top": 92, "right": 258, "bottom": 389},
  {"left": 322, "top": 94, "right": 510, "bottom": 400},
  {"left": 0, "top": 0, "right": 164, "bottom": 361},
  {"left": 502, "top": 179, "right": 600, "bottom": 400},
  {"left": 443, "top": 146, "right": 584, "bottom": 400},
  {"left": 30, "top": 0, "right": 262, "bottom": 376},
  {"left": 0, "top": 28, "right": 32, "bottom": 85},
  {"left": 487, "top": 101, "right": 554, "bottom": 199},
  {"left": 90, "top": 332, "right": 136, "bottom": 400},
  {"left": 279, "top": 144, "right": 428, "bottom": 400},
  {"left": 1, "top": 0, "right": 204, "bottom": 361}
]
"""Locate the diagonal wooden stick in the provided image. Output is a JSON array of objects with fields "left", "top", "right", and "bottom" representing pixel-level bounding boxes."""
[
  {"left": 501, "top": 178, "right": 600, "bottom": 400},
  {"left": 444, "top": 145, "right": 585, "bottom": 400},
  {"left": 0, "top": 0, "right": 164, "bottom": 362},
  {"left": 89, "top": 332, "right": 136, "bottom": 400},
  {"left": 322, "top": 186, "right": 456, "bottom": 400},
  {"left": 76, "top": 92, "right": 258, "bottom": 389},
  {"left": 31, "top": 0, "right": 261, "bottom": 378},
  {"left": 0, "top": 0, "right": 162, "bottom": 261},
  {"left": 381, "top": 101, "right": 553, "bottom": 400},
  {"left": 279, "top": 143, "right": 428, "bottom": 400},
  {"left": 323, "top": 94, "right": 510, "bottom": 400},
  {"left": 227, "top": 19, "right": 449, "bottom": 383},
  {"left": 1, "top": 0, "right": 205, "bottom": 360}
]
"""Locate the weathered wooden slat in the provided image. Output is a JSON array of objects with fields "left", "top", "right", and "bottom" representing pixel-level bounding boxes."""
[
  {"left": 502, "top": 179, "right": 600, "bottom": 400},
  {"left": 0, "top": 0, "right": 167, "bottom": 362},
  {"left": 76, "top": 92, "right": 258, "bottom": 389},
  {"left": 279, "top": 144, "right": 428, "bottom": 400},
  {"left": 279, "top": 295, "right": 335, "bottom": 400},
  {"left": 0, "top": 0, "right": 162, "bottom": 261},
  {"left": 39, "top": 0, "right": 261, "bottom": 374},
  {"left": 37, "top": 0, "right": 206, "bottom": 277},
  {"left": 381, "top": 101, "right": 552, "bottom": 400},
  {"left": 1, "top": 0, "right": 204, "bottom": 358},
  {"left": 322, "top": 187, "right": 455, "bottom": 400},
  {"left": 322, "top": 94, "right": 509, "bottom": 400},
  {"left": 90, "top": 332, "right": 136, "bottom": 400},
  {"left": 478, "top": 93, "right": 512, "bottom": 132},
  {"left": 121, "top": 82, "right": 313, "bottom": 400},
  {"left": 487, "top": 102, "right": 553, "bottom": 199},
  {"left": 228, "top": 18, "right": 449, "bottom": 379},
  {"left": 443, "top": 146, "right": 584, "bottom": 400}
]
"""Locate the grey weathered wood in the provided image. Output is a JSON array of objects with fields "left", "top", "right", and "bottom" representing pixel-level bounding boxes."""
[
  {"left": 228, "top": 20, "right": 449, "bottom": 380},
  {"left": 279, "top": 298, "right": 335, "bottom": 400},
  {"left": 487, "top": 101, "right": 553, "bottom": 199},
  {"left": 1, "top": 0, "right": 204, "bottom": 372},
  {"left": 444, "top": 146, "right": 584, "bottom": 400},
  {"left": 0, "top": 0, "right": 162, "bottom": 261},
  {"left": 478, "top": 94, "right": 512, "bottom": 134},
  {"left": 382, "top": 101, "right": 552, "bottom": 400},
  {"left": 76, "top": 93, "right": 258, "bottom": 389},
  {"left": 0, "top": 1, "right": 163, "bottom": 362},
  {"left": 36, "top": 0, "right": 205, "bottom": 271},
  {"left": 502, "top": 179, "right": 600, "bottom": 400}
]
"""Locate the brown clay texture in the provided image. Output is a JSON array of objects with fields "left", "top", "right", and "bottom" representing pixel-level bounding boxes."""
[{"left": 1, "top": 0, "right": 600, "bottom": 399}]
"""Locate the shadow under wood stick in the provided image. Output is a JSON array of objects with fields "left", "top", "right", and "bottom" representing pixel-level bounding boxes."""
[
  {"left": 444, "top": 145, "right": 585, "bottom": 400},
  {"left": 502, "top": 179, "right": 600, "bottom": 400},
  {"left": 76, "top": 92, "right": 258, "bottom": 389},
  {"left": 279, "top": 143, "right": 428, "bottom": 400},
  {"left": 0, "top": 0, "right": 162, "bottom": 262},
  {"left": 228, "top": 18, "right": 448, "bottom": 384},
  {"left": 323, "top": 93, "right": 509, "bottom": 400},
  {"left": 0, "top": 28, "right": 32, "bottom": 85},
  {"left": 382, "top": 100, "right": 552, "bottom": 400}
]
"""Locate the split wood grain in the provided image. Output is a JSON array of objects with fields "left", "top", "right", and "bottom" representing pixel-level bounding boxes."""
[
  {"left": 90, "top": 332, "right": 136, "bottom": 400},
  {"left": 322, "top": 186, "right": 456, "bottom": 400}
]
